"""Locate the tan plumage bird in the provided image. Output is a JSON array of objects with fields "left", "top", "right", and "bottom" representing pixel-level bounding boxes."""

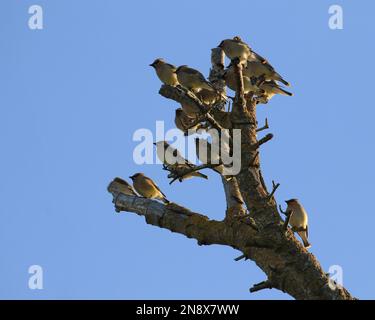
[
  {"left": 154, "top": 141, "right": 208, "bottom": 181},
  {"left": 286, "top": 199, "right": 311, "bottom": 249},
  {"left": 175, "top": 108, "right": 203, "bottom": 134},
  {"left": 195, "top": 88, "right": 221, "bottom": 105},
  {"left": 257, "top": 80, "right": 293, "bottom": 104},
  {"left": 150, "top": 58, "right": 179, "bottom": 86},
  {"left": 218, "top": 37, "right": 266, "bottom": 65},
  {"left": 129, "top": 173, "right": 169, "bottom": 203},
  {"left": 223, "top": 65, "right": 264, "bottom": 95},
  {"left": 180, "top": 101, "right": 203, "bottom": 118},
  {"left": 175, "top": 65, "right": 214, "bottom": 92},
  {"left": 107, "top": 177, "right": 137, "bottom": 196},
  {"left": 244, "top": 60, "right": 290, "bottom": 86},
  {"left": 154, "top": 141, "right": 192, "bottom": 167}
]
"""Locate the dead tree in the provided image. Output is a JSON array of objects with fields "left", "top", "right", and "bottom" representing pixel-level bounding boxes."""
[{"left": 107, "top": 46, "right": 355, "bottom": 300}]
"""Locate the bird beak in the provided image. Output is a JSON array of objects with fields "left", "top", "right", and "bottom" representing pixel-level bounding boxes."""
[
  {"left": 129, "top": 176, "right": 134, "bottom": 180},
  {"left": 218, "top": 41, "right": 224, "bottom": 48},
  {"left": 149, "top": 63, "right": 155, "bottom": 68}
]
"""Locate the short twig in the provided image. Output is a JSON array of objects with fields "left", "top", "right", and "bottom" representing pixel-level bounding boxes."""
[
  {"left": 234, "top": 254, "right": 246, "bottom": 261},
  {"left": 279, "top": 204, "right": 287, "bottom": 215},
  {"left": 268, "top": 180, "right": 280, "bottom": 200},
  {"left": 256, "top": 118, "right": 269, "bottom": 132},
  {"left": 249, "top": 280, "right": 273, "bottom": 293},
  {"left": 283, "top": 210, "right": 293, "bottom": 231},
  {"left": 253, "top": 133, "right": 273, "bottom": 149}
]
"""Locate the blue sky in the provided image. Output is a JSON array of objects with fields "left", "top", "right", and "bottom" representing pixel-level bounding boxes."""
[{"left": 1, "top": 0, "right": 374, "bottom": 299}]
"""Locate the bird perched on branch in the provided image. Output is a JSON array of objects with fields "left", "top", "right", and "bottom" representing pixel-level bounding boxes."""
[
  {"left": 107, "top": 177, "right": 138, "bottom": 196},
  {"left": 150, "top": 58, "right": 179, "bottom": 86},
  {"left": 256, "top": 80, "right": 293, "bottom": 104},
  {"left": 218, "top": 37, "right": 266, "bottom": 65},
  {"left": 223, "top": 65, "right": 264, "bottom": 96},
  {"left": 175, "top": 108, "right": 205, "bottom": 135},
  {"left": 154, "top": 141, "right": 208, "bottom": 182},
  {"left": 154, "top": 141, "right": 192, "bottom": 167},
  {"left": 180, "top": 101, "right": 204, "bottom": 118},
  {"left": 244, "top": 60, "right": 290, "bottom": 87},
  {"left": 175, "top": 65, "right": 214, "bottom": 92},
  {"left": 129, "top": 173, "right": 169, "bottom": 204},
  {"left": 285, "top": 199, "right": 311, "bottom": 248},
  {"left": 195, "top": 88, "right": 222, "bottom": 106}
]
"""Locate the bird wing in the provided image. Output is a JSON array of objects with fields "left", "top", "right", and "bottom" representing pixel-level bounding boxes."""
[
  {"left": 144, "top": 177, "right": 167, "bottom": 198},
  {"left": 184, "top": 68, "right": 207, "bottom": 81},
  {"left": 251, "top": 50, "right": 268, "bottom": 64}
]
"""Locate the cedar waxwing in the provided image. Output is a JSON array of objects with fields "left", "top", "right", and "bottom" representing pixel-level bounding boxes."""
[
  {"left": 175, "top": 65, "right": 214, "bottom": 92},
  {"left": 195, "top": 138, "right": 225, "bottom": 176},
  {"left": 180, "top": 101, "right": 204, "bottom": 118},
  {"left": 175, "top": 108, "right": 204, "bottom": 134},
  {"left": 244, "top": 60, "right": 290, "bottom": 86},
  {"left": 285, "top": 199, "right": 311, "bottom": 248},
  {"left": 150, "top": 58, "right": 179, "bottom": 86},
  {"left": 223, "top": 65, "right": 264, "bottom": 95},
  {"left": 129, "top": 173, "right": 169, "bottom": 204},
  {"left": 107, "top": 177, "right": 138, "bottom": 196},
  {"left": 181, "top": 88, "right": 222, "bottom": 117},
  {"left": 154, "top": 141, "right": 208, "bottom": 181},
  {"left": 195, "top": 88, "right": 221, "bottom": 106},
  {"left": 218, "top": 37, "right": 266, "bottom": 65},
  {"left": 257, "top": 80, "right": 293, "bottom": 104},
  {"left": 154, "top": 141, "right": 192, "bottom": 168}
]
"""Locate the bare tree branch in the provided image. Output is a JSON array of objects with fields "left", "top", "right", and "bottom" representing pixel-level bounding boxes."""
[{"left": 110, "top": 192, "right": 272, "bottom": 249}]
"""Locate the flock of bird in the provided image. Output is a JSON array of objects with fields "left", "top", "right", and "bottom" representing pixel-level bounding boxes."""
[{"left": 109, "top": 37, "right": 311, "bottom": 248}]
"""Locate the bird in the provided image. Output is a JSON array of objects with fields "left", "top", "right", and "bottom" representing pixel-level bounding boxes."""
[
  {"left": 218, "top": 37, "right": 266, "bottom": 65},
  {"left": 154, "top": 141, "right": 208, "bottom": 181},
  {"left": 257, "top": 80, "right": 293, "bottom": 104},
  {"left": 195, "top": 88, "right": 222, "bottom": 106},
  {"left": 107, "top": 177, "right": 138, "bottom": 196},
  {"left": 180, "top": 101, "right": 204, "bottom": 118},
  {"left": 223, "top": 65, "right": 264, "bottom": 95},
  {"left": 150, "top": 58, "right": 179, "bottom": 86},
  {"left": 285, "top": 199, "right": 311, "bottom": 248},
  {"left": 129, "top": 173, "right": 169, "bottom": 203},
  {"left": 243, "top": 60, "right": 290, "bottom": 86},
  {"left": 175, "top": 65, "right": 214, "bottom": 92},
  {"left": 175, "top": 108, "right": 205, "bottom": 134},
  {"left": 154, "top": 141, "right": 192, "bottom": 168}
]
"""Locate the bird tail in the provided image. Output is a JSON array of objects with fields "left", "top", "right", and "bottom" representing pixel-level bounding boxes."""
[
  {"left": 195, "top": 172, "right": 208, "bottom": 180},
  {"left": 298, "top": 231, "right": 311, "bottom": 249},
  {"left": 162, "top": 197, "right": 170, "bottom": 204},
  {"left": 278, "top": 87, "right": 293, "bottom": 96},
  {"left": 277, "top": 77, "right": 290, "bottom": 87}
]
